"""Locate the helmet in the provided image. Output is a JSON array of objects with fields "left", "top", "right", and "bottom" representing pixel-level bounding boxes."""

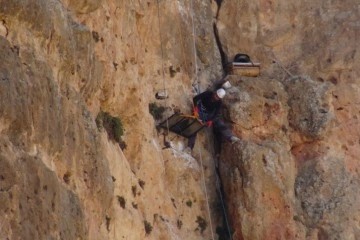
[{"left": 216, "top": 88, "right": 226, "bottom": 99}]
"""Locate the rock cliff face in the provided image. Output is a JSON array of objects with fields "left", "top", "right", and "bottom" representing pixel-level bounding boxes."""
[{"left": 0, "top": 0, "right": 359, "bottom": 239}]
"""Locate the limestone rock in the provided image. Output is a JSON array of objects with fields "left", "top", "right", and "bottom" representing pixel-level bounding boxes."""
[
  {"left": 221, "top": 140, "right": 300, "bottom": 239},
  {"left": 286, "top": 76, "right": 333, "bottom": 139},
  {"left": 0, "top": 0, "right": 359, "bottom": 239},
  {"left": 0, "top": 20, "right": 7, "bottom": 37},
  {"left": 216, "top": 0, "right": 360, "bottom": 239},
  {"left": 63, "top": 0, "right": 102, "bottom": 14},
  {"left": 295, "top": 156, "right": 360, "bottom": 239}
]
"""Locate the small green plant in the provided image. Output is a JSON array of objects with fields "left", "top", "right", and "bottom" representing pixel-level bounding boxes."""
[
  {"left": 96, "top": 111, "right": 126, "bottom": 150},
  {"left": 144, "top": 220, "right": 153, "bottom": 235},
  {"left": 117, "top": 196, "right": 126, "bottom": 209},
  {"left": 149, "top": 102, "right": 166, "bottom": 120},
  {"left": 195, "top": 216, "right": 207, "bottom": 234},
  {"left": 186, "top": 200, "right": 192, "bottom": 207}
]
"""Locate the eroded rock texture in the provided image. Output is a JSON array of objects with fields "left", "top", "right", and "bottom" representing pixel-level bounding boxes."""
[
  {"left": 0, "top": 0, "right": 359, "bottom": 239},
  {"left": 218, "top": 0, "right": 360, "bottom": 239}
]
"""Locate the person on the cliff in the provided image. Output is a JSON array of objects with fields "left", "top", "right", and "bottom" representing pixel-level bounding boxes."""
[{"left": 185, "top": 88, "right": 240, "bottom": 153}]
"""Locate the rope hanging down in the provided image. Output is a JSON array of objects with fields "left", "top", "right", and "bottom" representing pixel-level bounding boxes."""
[
  {"left": 188, "top": 1, "right": 233, "bottom": 238},
  {"left": 189, "top": 1, "right": 216, "bottom": 239},
  {"left": 156, "top": 0, "right": 171, "bottom": 147},
  {"left": 205, "top": 130, "right": 233, "bottom": 240},
  {"left": 155, "top": 1, "right": 184, "bottom": 236},
  {"left": 197, "top": 143, "right": 216, "bottom": 240},
  {"left": 190, "top": 0, "right": 200, "bottom": 94},
  {"left": 156, "top": 1, "right": 231, "bottom": 239}
]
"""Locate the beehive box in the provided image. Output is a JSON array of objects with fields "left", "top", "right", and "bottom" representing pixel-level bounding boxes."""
[{"left": 226, "top": 62, "right": 260, "bottom": 77}]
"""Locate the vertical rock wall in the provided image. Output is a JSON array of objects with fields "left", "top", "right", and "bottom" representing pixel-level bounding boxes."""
[
  {"left": 0, "top": 0, "right": 224, "bottom": 239},
  {"left": 217, "top": 0, "right": 360, "bottom": 239},
  {"left": 0, "top": 0, "right": 359, "bottom": 239}
]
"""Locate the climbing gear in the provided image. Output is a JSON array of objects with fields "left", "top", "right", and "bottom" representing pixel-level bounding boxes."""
[
  {"left": 156, "top": 2, "right": 231, "bottom": 239},
  {"left": 226, "top": 53, "right": 260, "bottom": 77},
  {"left": 194, "top": 105, "right": 209, "bottom": 124},
  {"left": 216, "top": 88, "right": 226, "bottom": 99},
  {"left": 193, "top": 106, "right": 200, "bottom": 119}
]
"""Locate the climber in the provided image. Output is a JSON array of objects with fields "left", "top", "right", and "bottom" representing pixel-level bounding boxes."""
[{"left": 185, "top": 88, "right": 240, "bottom": 152}]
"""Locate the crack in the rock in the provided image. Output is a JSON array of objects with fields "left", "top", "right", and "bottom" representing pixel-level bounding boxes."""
[{"left": 212, "top": 0, "right": 228, "bottom": 75}]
